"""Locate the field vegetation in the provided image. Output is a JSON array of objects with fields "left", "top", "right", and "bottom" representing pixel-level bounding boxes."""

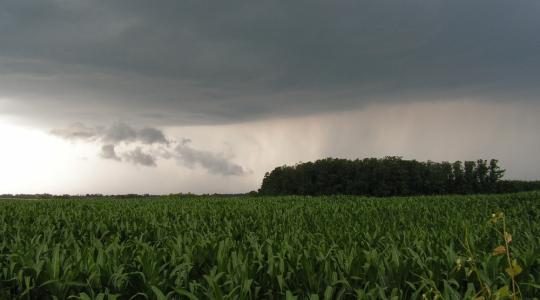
[{"left": 1, "top": 192, "right": 539, "bottom": 299}]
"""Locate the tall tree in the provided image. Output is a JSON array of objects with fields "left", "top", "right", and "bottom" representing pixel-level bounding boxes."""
[
  {"left": 452, "top": 161, "right": 465, "bottom": 194},
  {"left": 488, "top": 159, "right": 505, "bottom": 192},
  {"left": 463, "top": 161, "right": 477, "bottom": 193},
  {"left": 475, "top": 159, "right": 489, "bottom": 192}
]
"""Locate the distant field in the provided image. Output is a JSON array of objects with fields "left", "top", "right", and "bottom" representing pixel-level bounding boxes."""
[{"left": 1, "top": 193, "right": 539, "bottom": 299}]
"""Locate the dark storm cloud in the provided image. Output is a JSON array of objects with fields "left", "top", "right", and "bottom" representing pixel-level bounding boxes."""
[{"left": 1, "top": 0, "right": 540, "bottom": 125}]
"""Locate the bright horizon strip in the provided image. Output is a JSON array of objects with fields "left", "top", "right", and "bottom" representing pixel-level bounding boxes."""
[
  {"left": 1, "top": 100, "right": 539, "bottom": 195},
  {"left": 0, "top": 123, "right": 96, "bottom": 194}
]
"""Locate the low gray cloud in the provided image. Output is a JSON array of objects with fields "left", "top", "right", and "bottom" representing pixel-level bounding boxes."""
[
  {"left": 138, "top": 127, "right": 169, "bottom": 145},
  {"left": 123, "top": 147, "right": 156, "bottom": 167},
  {"left": 51, "top": 122, "right": 169, "bottom": 145},
  {"left": 51, "top": 122, "right": 165, "bottom": 167},
  {"left": 102, "top": 123, "right": 137, "bottom": 144},
  {"left": 174, "top": 141, "right": 245, "bottom": 176},
  {"left": 51, "top": 122, "right": 245, "bottom": 174},
  {"left": 100, "top": 144, "right": 121, "bottom": 161},
  {"left": 1, "top": 0, "right": 539, "bottom": 126},
  {"left": 50, "top": 123, "right": 98, "bottom": 141}
]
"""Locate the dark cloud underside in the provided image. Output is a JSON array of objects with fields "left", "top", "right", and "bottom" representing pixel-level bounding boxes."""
[{"left": 1, "top": 0, "right": 540, "bottom": 125}]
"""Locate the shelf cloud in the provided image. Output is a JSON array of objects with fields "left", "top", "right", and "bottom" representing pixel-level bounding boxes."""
[{"left": 1, "top": 0, "right": 539, "bottom": 126}]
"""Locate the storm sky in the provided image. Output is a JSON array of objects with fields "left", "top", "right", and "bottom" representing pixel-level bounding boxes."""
[{"left": 1, "top": 0, "right": 539, "bottom": 194}]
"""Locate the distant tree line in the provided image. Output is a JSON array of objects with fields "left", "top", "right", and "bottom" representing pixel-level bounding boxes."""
[
  {"left": 258, "top": 157, "right": 540, "bottom": 196},
  {"left": 495, "top": 180, "right": 540, "bottom": 194},
  {"left": 0, "top": 193, "right": 257, "bottom": 199}
]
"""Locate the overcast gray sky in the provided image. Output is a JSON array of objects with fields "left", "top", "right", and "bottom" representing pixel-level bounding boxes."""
[{"left": 1, "top": 0, "right": 539, "bottom": 194}]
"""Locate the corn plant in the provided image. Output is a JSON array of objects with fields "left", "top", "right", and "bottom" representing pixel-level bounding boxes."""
[{"left": 0, "top": 192, "right": 539, "bottom": 299}]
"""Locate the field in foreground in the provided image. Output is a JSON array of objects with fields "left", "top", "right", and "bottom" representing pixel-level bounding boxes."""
[{"left": 1, "top": 193, "right": 539, "bottom": 299}]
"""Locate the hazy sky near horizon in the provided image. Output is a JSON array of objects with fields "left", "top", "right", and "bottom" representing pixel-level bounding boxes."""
[{"left": 1, "top": 0, "right": 540, "bottom": 194}]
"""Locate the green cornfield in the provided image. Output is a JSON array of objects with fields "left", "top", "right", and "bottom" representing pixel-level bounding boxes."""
[{"left": 1, "top": 192, "right": 539, "bottom": 299}]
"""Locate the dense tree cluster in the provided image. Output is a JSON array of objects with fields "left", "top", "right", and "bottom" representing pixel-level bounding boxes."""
[{"left": 258, "top": 157, "right": 519, "bottom": 196}]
